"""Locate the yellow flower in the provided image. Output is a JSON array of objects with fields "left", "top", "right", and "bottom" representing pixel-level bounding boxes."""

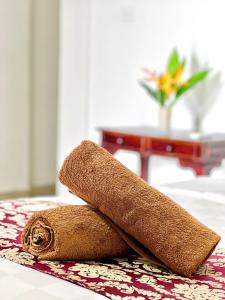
[
  {"left": 173, "top": 64, "right": 184, "bottom": 84},
  {"left": 142, "top": 64, "right": 187, "bottom": 98},
  {"left": 157, "top": 72, "right": 175, "bottom": 96},
  {"left": 157, "top": 64, "right": 186, "bottom": 96}
]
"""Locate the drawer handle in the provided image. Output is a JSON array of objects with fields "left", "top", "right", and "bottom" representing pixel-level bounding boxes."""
[
  {"left": 166, "top": 145, "right": 174, "bottom": 152},
  {"left": 116, "top": 137, "right": 124, "bottom": 145}
]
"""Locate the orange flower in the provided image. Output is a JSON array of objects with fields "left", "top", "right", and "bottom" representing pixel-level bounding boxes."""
[{"left": 142, "top": 68, "right": 158, "bottom": 82}]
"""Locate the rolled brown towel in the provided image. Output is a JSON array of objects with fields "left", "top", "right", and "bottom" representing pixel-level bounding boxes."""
[
  {"left": 22, "top": 205, "right": 130, "bottom": 260},
  {"left": 59, "top": 140, "right": 221, "bottom": 276}
]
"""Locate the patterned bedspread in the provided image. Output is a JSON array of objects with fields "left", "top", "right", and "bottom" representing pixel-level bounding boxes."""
[{"left": 0, "top": 199, "right": 225, "bottom": 300}]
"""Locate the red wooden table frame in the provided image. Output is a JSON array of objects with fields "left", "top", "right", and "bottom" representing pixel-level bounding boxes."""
[{"left": 99, "top": 126, "right": 225, "bottom": 181}]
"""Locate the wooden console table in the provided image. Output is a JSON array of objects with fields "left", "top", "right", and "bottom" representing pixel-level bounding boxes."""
[{"left": 99, "top": 126, "right": 225, "bottom": 181}]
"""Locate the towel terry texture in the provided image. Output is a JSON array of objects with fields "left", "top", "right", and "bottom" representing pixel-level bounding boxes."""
[
  {"left": 59, "top": 140, "right": 221, "bottom": 277},
  {"left": 22, "top": 205, "right": 130, "bottom": 260}
]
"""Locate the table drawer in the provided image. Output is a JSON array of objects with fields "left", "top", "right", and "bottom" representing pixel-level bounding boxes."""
[
  {"left": 151, "top": 140, "right": 195, "bottom": 157},
  {"left": 103, "top": 133, "right": 141, "bottom": 150}
]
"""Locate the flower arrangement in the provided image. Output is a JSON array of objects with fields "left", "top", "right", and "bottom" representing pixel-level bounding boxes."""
[{"left": 140, "top": 49, "right": 209, "bottom": 108}]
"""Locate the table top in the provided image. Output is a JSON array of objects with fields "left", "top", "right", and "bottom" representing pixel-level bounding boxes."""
[{"left": 99, "top": 126, "right": 225, "bottom": 143}]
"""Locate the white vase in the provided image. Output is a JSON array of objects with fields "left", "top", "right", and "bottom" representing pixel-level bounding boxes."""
[
  {"left": 159, "top": 107, "right": 171, "bottom": 132},
  {"left": 193, "top": 115, "right": 203, "bottom": 133}
]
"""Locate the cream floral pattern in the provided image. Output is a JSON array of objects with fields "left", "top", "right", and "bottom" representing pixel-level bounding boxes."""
[
  {"left": 42, "top": 260, "right": 67, "bottom": 276},
  {"left": 8, "top": 213, "right": 26, "bottom": 226},
  {"left": 69, "top": 264, "right": 132, "bottom": 282},
  {"left": 172, "top": 283, "right": 225, "bottom": 300},
  {"left": 0, "top": 211, "right": 5, "bottom": 221},
  {"left": 105, "top": 295, "right": 145, "bottom": 300},
  {"left": 0, "top": 225, "right": 18, "bottom": 239},
  {"left": 0, "top": 198, "right": 224, "bottom": 300},
  {"left": 0, "top": 248, "right": 34, "bottom": 265},
  {"left": 0, "top": 239, "right": 12, "bottom": 247}
]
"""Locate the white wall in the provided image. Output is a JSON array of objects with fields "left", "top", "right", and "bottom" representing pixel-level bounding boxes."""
[
  {"left": 57, "top": 0, "right": 225, "bottom": 192},
  {"left": 0, "top": 0, "right": 31, "bottom": 192},
  {"left": 88, "top": 0, "right": 225, "bottom": 185},
  {"left": 57, "top": 0, "right": 91, "bottom": 193},
  {"left": 90, "top": 0, "right": 225, "bottom": 133},
  {"left": 31, "top": 0, "right": 59, "bottom": 188},
  {"left": 0, "top": 0, "right": 58, "bottom": 194}
]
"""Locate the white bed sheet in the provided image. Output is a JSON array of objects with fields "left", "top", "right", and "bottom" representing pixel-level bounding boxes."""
[
  {"left": 0, "top": 178, "right": 225, "bottom": 299},
  {"left": 159, "top": 178, "right": 225, "bottom": 248}
]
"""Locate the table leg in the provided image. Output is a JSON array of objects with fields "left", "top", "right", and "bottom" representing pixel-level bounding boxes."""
[
  {"left": 140, "top": 155, "right": 150, "bottom": 182},
  {"left": 192, "top": 163, "right": 222, "bottom": 176},
  {"left": 179, "top": 159, "right": 222, "bottom": 176}
]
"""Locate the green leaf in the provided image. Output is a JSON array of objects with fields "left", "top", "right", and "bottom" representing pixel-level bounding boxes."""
[
  {"left": 156, "top": 90, "right": 167, "bottom": 106},
  {"left": 176, "top": 70, "right": 209, "bottom": 99},
  {"left": 175, "top": 85, "right": 189, "bottom": 99},
  {"left": 167, "top": 48, "right": 179, "bottom": 76},
  {"left": 172, "top": 70, "right": 209, "bottom": 106},
  {"left": 186, "top": 70, "right": 209, "bottom": 88},
  {"left": 139, "top": 81, "right": 158, "bottom": 102},
  {"left": 139, "top": 81, "right": 168, "bottom": 106},
  {"left": 181, "top": 57, "right": 186, "bottom": 69}
]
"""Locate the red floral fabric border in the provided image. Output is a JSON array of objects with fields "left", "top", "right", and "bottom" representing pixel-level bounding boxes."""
[{"left": 0, "top": 199, "right": 225, "bottom": 300}]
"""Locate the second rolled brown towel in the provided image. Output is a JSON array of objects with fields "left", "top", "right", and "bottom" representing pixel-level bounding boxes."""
[
  {"left": 22, "top": 205, "right": 130, "bottom": 260},
  {"left": 59, "top": 140, "right": 221, "bottom": 276}
]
